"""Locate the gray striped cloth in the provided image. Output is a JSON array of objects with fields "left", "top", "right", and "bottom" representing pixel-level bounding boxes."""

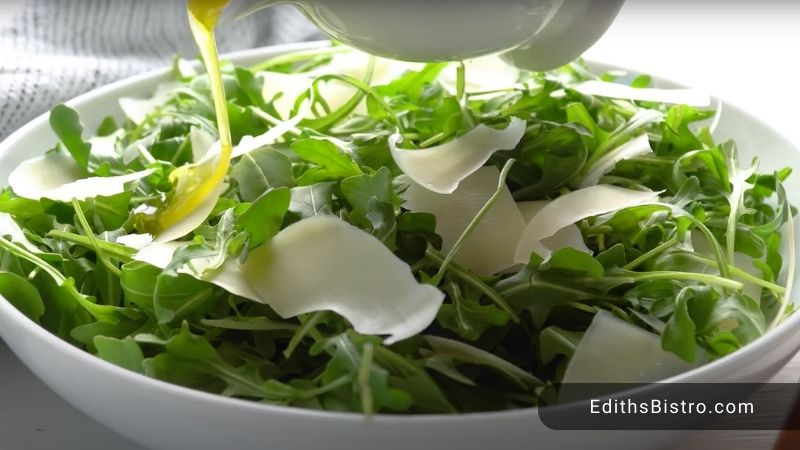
[{"left": 0, "top": 0, "right": 322, "bottom": 139}]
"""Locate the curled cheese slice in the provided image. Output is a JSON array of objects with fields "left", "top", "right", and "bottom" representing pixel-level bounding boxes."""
[
  {"left": 119, "top": 82, "right": 182, "bottom": 125},
  {"left": 517, "top": 201, "right": 591, "bottom": 256},
  {"left": 515, "top": 185, "right": 658, "bottom": 262},
  {"left": 390, "top": 118, "right": 526, "bottom": 194},
  {"left": 135, "top": 215, "right": 444, "bottom": 344},
  {"left": 190, "top": 127, "right": 216, "bottom": 162},
  {"left": 560, "top": 311, "right": 699, "bottom": 402},
  {"left": 0, "top": 213, "right": 40, "bottom": 253},
  {"left": 115, "top": 233, "right": 154, "bottom": 250},
  {"left": 401, "top": 166, "right": 525, "bottom": 275},
  {"left": 232, "top": 110, "right": 304, "bottom": 158},
  {"left": 8, "top": 151, "right": 154, "bottom": 202},
  {"left": 573, "top": 80, "right": 711, "bottom": 107},
  {"left": 579, "top": 134, "right": 653, "bottom": 188}
]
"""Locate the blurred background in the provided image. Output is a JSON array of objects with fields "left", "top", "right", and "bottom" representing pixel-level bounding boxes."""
[{"left": 1, "top": 0, "right": 799, "bottom": 449}]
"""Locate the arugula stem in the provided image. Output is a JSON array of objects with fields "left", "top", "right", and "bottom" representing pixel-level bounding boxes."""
[
  {"left": 431, "top": 159, "right": 515, "bottom": 285},
  {"left": 0, "top": 235, "right": 118, "bottom": 322},
  {"left": 567, "top": 302, "right": 599, "bottom": 314},
  {"left": 621, "top": 270, "right": 743, "bottom": 290},
  {"left": 0, "top": 236, "right": 64, "bottom": 283},
  {"left": 670, "top": 250, "right": 786, "bottom": 294},
  {"left": 424, "top": 248, "right": 518, "bottom": 322},
  {"left": 357, "top": 342, "right": 375, "bottom": 416},
  {"left": 250, "top": 108, "right": 302, "bottom": 136},
  {"left": 249, "top": 45, "right": 351, "bottom": 72},
  {"left": 456, "top": 62, "right": 476, "bottom": 129},
  {"left": 297, "top": 375, "right": 351, "bottom": 400},
  {"left": 419, "top": 132, "right": 445, "bottom": 148},
  {"left": 623, "top": 236, "right": 679, "bottom": 270},
  {"left": 284, "top": 311, "right": 325, "bottom": 359},
  {"left": 497, "top": 276, "right": 617, "bottom": 302},
  {"left": 72, "top": 199, "right": 121, "bottom": 277},
  {"left": 47, "top": 230, "right": 135, "bottom": 262},
  {"left": 651, "top": 202, "right": 731, "bottom": 279}
]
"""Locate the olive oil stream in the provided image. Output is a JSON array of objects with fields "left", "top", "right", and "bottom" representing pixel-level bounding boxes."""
[{"left": 145, "top": 0, "right": 233, "bottom": 234}]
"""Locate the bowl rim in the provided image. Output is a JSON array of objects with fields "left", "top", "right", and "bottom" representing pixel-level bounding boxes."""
[{"left": 0, "top": 41, "right": 798, "bottom": 423}]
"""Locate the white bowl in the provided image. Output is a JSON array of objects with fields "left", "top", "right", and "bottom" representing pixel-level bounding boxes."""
[{"left": 0, "top": 43, "right": 798, "bottom": 450}]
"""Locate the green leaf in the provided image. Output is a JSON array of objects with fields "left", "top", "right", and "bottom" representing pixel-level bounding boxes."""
[
  {"left": 50, "top": 104, "right": 91, "bottom": 169},
  {"left": 83, "top": 192, "right": 132, "bottom": 231},
  {"left": 0, "top": 271, "right": 45, "bottom": 323},
  {"left": 236, "top": 187, "right": 290, "bottom": 247},
  {"left": 705, "top": 291, "right": 766, "bottom": 346},
  {"left": 437, "top": 280, "right": 511, "bottom": 341},
  {"left": 0, "top": 191, "right": 45, "bottom": 219},
  {"left": 340, "top": 167, "right": 395, "bottom": 226},
  {"left": 549, "top": 247, "right": 604, "bottom": 279},
  {"left": 288, "top": 182, "right": 335, "bottom": 219},
  {"left": 144, "top": 323, "right": 266, "bottom": 398},
  {"left": 234, "top": 67, "right": 266, "bottom": 108},
  {"left": 96, "top": 116, "right": 118, "bottom": 137},
  {"left": 231, "top": 147, "right": 294, "bottom": 202},
  {"left": 291, "top": 138, "right": 362, "bottom": 184},
  {"left": 340, "top": 167, "right": 397, "bottom": 245},
  {"left": 94, "top": 336, "right": 145, "bottom": 373},
  {"left": 538, "top": 326, "right": 583, "bottom": 365},
  {"left": 510, "top": 123, "right": 588, "bottom": 200},
  {"left": 661, "top": 288, "right": 697, "bottom": 362}
]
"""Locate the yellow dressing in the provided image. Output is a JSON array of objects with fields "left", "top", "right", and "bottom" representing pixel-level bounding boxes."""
[{"left": 143, "top": 0, "right": 232, "bottom": 235}]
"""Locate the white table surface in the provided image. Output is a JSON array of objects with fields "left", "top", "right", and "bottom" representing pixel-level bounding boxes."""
[{"left": 2, "top": 1, "right": 800, "bottom": 449}]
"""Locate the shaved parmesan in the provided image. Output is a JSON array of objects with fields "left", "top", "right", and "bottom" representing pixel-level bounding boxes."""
[
  {"left": 119, "top": 82, "right": 181, "bottom": 124},
  {"left": 115, "top": 233, "right": 154, "bottom": 250},
  {"left": 8, "top": 151, "right": 154, "bottom": 202},
  {"left": 0, "top": 213, "right": 40, "bottom": 253},
  {"left": 515, "top": 185, "right": 658, "bottom": 262},
  {"left": 390, "top": 118, "right": 526, "bottom": 194},
  {"left": 573, "top": 80, "right": 711, "bottom": 107},
  {"left": 190, "top": 127, "right": 216, "bottom": 162},
  {"left": 88, "top": 131, "right": 123, "bottom": 160},
  {"left": 135, "top": 215, "right": 444, "bottom": 344},
  {"left": 401, "top": 166, "right": 526, "bottom": 275},
  {"left": 152, "top": 182, "right": 227, "bottom": 244},
  {"left": 560, "top": 311, "right": 698, "bottom": 402},
  {"left": 579, "top": 134, "right": 653, "bottom": 188},
  {"left": 517, "top": 201, "right": 592, "bottom": 255},
  {"left": 232, "top": 111, "right": 304, "bottom": 158}
]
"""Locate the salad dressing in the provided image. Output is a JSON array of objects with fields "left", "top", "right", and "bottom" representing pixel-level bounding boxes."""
[{"left": 146, "top": 0, "right": 233, "bottom": 234}]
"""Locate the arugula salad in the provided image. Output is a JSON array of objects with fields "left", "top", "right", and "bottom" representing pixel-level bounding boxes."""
[{"left": 0, "top": 44, "right": 794, "bottom": 414}]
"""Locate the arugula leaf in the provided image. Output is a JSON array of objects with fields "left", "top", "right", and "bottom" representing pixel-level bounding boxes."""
[
  {"left": 661, "top": 287, "right": 697, "bottom": 362},
  {"left": 94, "top": 336, "right": 145, "bottom": 373},
  {"left": 291, "top": 138, "right": 363, "bottom": 184},
  {"left": 236, "top": 187, "right": 290, "bottom": 247},
  {"left": 50, "top": 104, "right": 92, "bottom": 170},
  {"left": 231, "top": 146, "right": 294, "bottom": 202},
  {"left": 0, "top": 271, "right": 45, "bottom": 323}
]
